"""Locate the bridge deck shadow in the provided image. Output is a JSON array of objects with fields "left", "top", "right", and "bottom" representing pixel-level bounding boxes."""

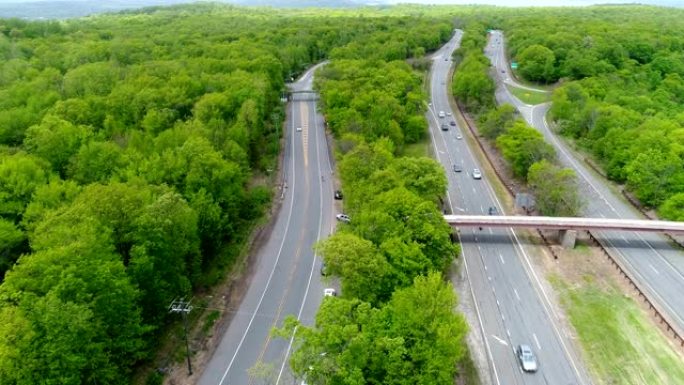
[{"left": 457, "top": 230, "right": 676, "bottom": 251}]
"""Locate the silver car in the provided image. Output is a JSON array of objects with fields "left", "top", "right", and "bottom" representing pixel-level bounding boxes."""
[
  {"left": 472, "top": 168, "right": 482, "bottom": 179},
  {"left": 517, "top": 344, "right": 538, "bottom": 372},
  {"left": 336, "top": 213, "right": 351, "bottom": 223}
]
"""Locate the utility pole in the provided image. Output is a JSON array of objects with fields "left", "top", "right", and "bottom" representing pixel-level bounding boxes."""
[{"left": 169, "top": 298, "right": 193, "bottom": 376}]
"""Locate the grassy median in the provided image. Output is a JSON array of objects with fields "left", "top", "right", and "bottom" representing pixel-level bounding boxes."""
[
  {"left": 506, "top": 84, "right": 550, "bottom": 105},
  {"left": 550, "top": 275, "right": 684, "bottom": 384}
]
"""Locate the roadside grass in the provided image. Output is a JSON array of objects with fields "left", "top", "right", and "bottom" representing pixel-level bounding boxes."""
[
  {"left": 550, "top": 275, "right": 684, "bottom": 385},
  {"left": 401, "top": 135, "right": 431, "bottom": 158},
  {"left": 506, "top": 84, "right": 550, "bottom": 105}
]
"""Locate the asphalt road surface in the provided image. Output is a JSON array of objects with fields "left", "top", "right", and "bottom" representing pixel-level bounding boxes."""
[
  {"left": 198, "top": 63, "right": 335, "bottom": 385},
  {"left": 430, "top": 31, "right": 589, "bottom": 385},
  {"left": 487, "top": 30, "right": 684, "bottom": 340}
]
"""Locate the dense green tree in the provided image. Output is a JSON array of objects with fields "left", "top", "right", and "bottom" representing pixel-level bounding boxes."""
[
  {"left": 496, "top": 120, "right": 556, "bottom": 179},
  {"left": 0, "top": 218, "right": 147, "bottom": 385},
  {"left": 316, "top": 233, "right": 390, "bottom": 305},
  {"left": 24, "top": 115, "right": 92, "bottom": 176},
  {"left": 478, "top": 103, "right": 517, "bottom": 140},
  {"left": 278, "top": 273, "right": 467, "bottom": 385},
  {"left": 528, "top": 160, "right": 583, "bottom": 216},
  {"left": 0, "top": 152, "right": 51, "bottom": 221},
  {"left": 517, "top": 44, "right": 556, "bottom": 83}
]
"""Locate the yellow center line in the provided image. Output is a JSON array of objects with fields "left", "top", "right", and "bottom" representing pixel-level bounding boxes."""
[{"left": 247, "top": 100, "right": 312, "bottom": 384}]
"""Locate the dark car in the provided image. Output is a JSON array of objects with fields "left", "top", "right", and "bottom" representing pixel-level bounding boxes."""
[
  {"left": 441, "top": 123, "right": 449, "bottom": 131},
  {"left": 488, "top": 206, "right": 497, "bottom": 215},
  {"left": 334, "top": 190, "right": 343, "bottom": 200},
  {"left": 453, "top": 164, "right": 462, "bottom": 173},
  {"left": 450, "top": 121, "right": 456, "bottom": 126}
]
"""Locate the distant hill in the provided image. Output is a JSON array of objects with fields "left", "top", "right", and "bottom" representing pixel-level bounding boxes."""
[
  {"left": 0, "top": 0, "right": 382, "bottom": 20},
  {"left": 0, "top": 0, "right": 195, "bottom": 19}
]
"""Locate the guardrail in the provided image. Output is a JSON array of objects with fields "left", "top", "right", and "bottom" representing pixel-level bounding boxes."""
[
  {"left": 455, "top": 101, "right": 684, "bottom": 351},
  {"left": 587, "top": 231, "right": 684, "bottom": 349}
]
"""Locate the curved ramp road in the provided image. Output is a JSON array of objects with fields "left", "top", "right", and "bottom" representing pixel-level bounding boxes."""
[
  {"left": 198, "top": 64, "right": 335, "bottom": 385},
  {"left": 487, "top": 30, "right": 684, "bottom": 339},
  {"left": 432, "top": 31, "right": 589, "bottom": 385}
]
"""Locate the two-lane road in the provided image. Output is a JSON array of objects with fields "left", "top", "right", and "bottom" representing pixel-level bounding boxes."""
[
  {"left": 430, "top": 31, "right": 589, "bottom": 385},
  {"left": 199, "top": 64, "right": 334, "bottom": 385},
  {"left": 486, "top": 30, "right": 684, "bottom": 340}
]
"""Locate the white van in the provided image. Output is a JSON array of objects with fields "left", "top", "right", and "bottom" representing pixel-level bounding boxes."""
[{"left": 438, "top": 111, "right": 446, "bottom": 118}]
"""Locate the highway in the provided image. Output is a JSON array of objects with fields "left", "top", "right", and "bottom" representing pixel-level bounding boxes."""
[
  {"left": 487, "top": 30, "right": 684, "bottom": 340},
  {"left": 429, "top": 31, "right": 589, "bottom": 385},
  {"left": 198, "top": 64, "right": 334, "bottom": 385}
]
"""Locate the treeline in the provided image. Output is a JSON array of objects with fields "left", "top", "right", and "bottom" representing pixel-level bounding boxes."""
[
  {"left": 453, "top": 25, "right": 581, "bottom": 216},
  {"left": 452, "top": 23, "right": 495, "bottom": 113},
  {"left": 278, "top": 24, "right": 471, "bottom": 385},
  {"left": 500, "top": 6, "right": 684, "bottom": 219},
  {"left": 0, "top": 5, "right": 456, "bottom": 384}
]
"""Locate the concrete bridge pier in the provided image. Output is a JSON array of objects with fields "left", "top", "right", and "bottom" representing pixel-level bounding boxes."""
[{"left": 559, "top": 229, "right": 577, "bottom": 249}]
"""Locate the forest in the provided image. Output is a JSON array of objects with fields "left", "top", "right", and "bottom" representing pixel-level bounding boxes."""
[
  {"left": 0, "top": 4, "right": 461, "bottom": 384},
  {"left": 497, "top": 6, "right": 684, "bottom": 219}
]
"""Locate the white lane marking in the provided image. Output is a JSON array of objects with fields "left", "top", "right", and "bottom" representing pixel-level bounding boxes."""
[
  {"left": 218, "top": 90, "right": 301, "bottom": 385},
  {"left": 621, "top": 234, "right": 629, "bottom": 243},
  {"left": 533, "top": 333, "right": 542, "bottom": 350},
  {"left": 506, "top": 329, "right": 511, "bottom": 338},
  {"left": 276, "top": 88, "right": 327, "bottom": 385},
  {"left": 478, "top": 245, "right": 482, "bottom": 251},
  {"left": 514, "top": 288, "right": 520, "bottom": 301},
  {"left": 649, "top": 263, "right": 660, "bottom": 275},
  {"left": 472, "top": 187, "right": 476, "bottom": 194},
  {"left": 489, "top": 228, "right": 493, "bottom": 235},
  {"left": 499, "top": 253, "right": 505, "bottom": 265},
  {"left": 492, "top": 334, "right": 508, "bottom": 346},
  {"left": 432, "top": 32, "right": 503, "bottom": 385},
  {"left": 488, "top": 276, "right": 492, "bottom": 281}
]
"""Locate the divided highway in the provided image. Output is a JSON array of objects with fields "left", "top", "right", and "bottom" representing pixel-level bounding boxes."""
[
  {"left": 199, "top": 64, "right": 334, "bottom": 385},
  {"left": 487, "top": 30, "right": 684, "bottom": 341},
  {"left": 430, "top": 31, "right": 589, "bottom": 385}
]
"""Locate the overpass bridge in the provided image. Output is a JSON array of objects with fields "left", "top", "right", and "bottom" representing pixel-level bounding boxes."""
[{"left": 444, "top": 215, "right": 684, "bottom": 247}]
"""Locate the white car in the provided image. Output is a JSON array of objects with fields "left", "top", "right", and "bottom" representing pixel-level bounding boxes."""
[
  {"left": 324, "top": 288, "right": 337, "bottom": 297},
  {"left": 336, "top": 213, "right": 351, "bottom": 223},
  {"left": 446, "top": 112, "right": 452, "bottom": 116},
  {"left": 517, "top": 344, "right": 538, "bottom": 372},
  {"left": 472, "top": 169, "right": 482, "bottom": 179},
  {"left": 456, "top": 134, "right": 463, "bottom": 140},
  {"left": 296, "top": 126, "right": 302, "bottom": 132}
]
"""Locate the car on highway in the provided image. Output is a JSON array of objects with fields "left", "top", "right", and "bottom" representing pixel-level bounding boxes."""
[
  {"left": 296, "top": 126, "right": 302, "bottom": 132},
  {"left": 334, "top": 190, "right": 343, "bottom": 200},
  {"left": 447, "top": 112, "right": 452, "bottom": 116},
  {"left": 441, "top": 123, "right": 449, "bottom": 131},
  {"left": 472, "top": 168, "right": 482, "bottom": 179},
  {"left": 438, "top": 111, "right": 445, "bottom": 118},
  {"left": 450, "top": 121, "right": 456, "bottom": 126},
  {"left": 456, "top": 134, "right": 462, "bottom": 140},
  {"left": 336, "top": 213, "right": 351, "bottom": 223},
  {"left": 517, "top": 344, "right": 538, "bottom": 372},
  {"left": 324, "top": 288, "right": 337, "bottom": 297},
  {"left": 453, "top": 164, "right": 462, "bottom": 173},
  {"left": 320, "top": 263, "right": 329, "bottom": 276}
]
